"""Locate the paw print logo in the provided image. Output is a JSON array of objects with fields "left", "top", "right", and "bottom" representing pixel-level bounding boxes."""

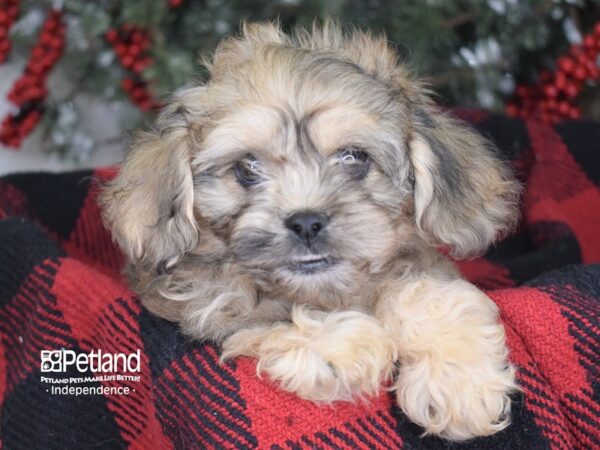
[{"left": 40, "top": 350, "right": 63, "bottom": 372}]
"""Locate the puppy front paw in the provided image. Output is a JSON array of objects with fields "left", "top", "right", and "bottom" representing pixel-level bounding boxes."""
[
  {"left": 222, "top": 305, "right": 396, "bottom": 402},
  {"left": 395, "top": 331, "right": 518, "bottom": 441}
]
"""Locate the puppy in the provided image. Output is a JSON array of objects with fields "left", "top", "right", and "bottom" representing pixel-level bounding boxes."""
[{"left": 100, "top": 21, "right": 521, "bottom": 441}]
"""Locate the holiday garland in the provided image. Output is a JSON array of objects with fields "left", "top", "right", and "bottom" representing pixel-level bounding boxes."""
[
  {"left": 0, "top": 0, "right": 19, "bottom": 63},
  {"left": 507, "top": 23, "right": 600, "bottom": 123},
  {"left": 0, "top": 8, "right": 64, "bottom": 148},
  {"left": 105, "top": 24, "right": 161, "bottom": 112},
  {"left": 0, "top": 2, "right": 598, "bottom": 150},
  {"left": 0, "top": 4, "right": 163, "bottom": 149}
]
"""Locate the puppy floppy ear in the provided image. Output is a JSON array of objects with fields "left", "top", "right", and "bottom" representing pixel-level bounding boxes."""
[
  {"left": 408, "top": 107, "right": 521, "bottom": 258},
  {"left": 100, "top": 90, "right": 204, "bottom": 274}
]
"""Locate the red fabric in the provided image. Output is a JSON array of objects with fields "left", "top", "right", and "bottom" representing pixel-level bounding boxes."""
[{"left": 0, "top": 113, "right": 599, "bottom": 449}]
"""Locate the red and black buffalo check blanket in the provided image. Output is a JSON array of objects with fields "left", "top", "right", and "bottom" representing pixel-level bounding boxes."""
[{"left": 0, "top": 112, "right": 599, "bottom": 449}]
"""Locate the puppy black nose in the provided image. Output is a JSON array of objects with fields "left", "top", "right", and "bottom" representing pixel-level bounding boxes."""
[{"left": 285, "top": 211, "right": 329, "bottom": 246}]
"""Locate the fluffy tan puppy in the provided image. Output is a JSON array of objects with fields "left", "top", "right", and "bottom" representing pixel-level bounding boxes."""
[{"left": 100, "top": 21, "right": 521, "bottom": 441}]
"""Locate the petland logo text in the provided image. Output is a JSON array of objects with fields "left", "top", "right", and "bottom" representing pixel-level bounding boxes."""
[{"left": 41, "top": 349, "right": 141, "bottom": 373}]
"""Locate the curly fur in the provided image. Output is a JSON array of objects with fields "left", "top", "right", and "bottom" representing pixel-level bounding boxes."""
[{"left": 100, "top": 20, "right": 521, "bottom": 441}]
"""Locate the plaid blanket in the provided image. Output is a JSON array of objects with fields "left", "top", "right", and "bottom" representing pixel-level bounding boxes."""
[{"left": 0, "top": 112, "right": 599, "bottom": 450}]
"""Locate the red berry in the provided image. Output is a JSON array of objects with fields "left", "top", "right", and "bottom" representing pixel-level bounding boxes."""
[
  {"left": 32, "top": 46, "right": 45, "bottom": 59},
  {"left": 583, "top": 35, "right": 597, "bottom": 51},
  {"left": 516, "top": 85, "right": 529, "bottom": 98},
  {"left": 49, "top": 36, "right": 63, "bottom": 49},
  {"left": 558, "top": 57, "right": 575, "bottom": 73},
  {"left": 131, "top": 30, "right": 144, "bottom": 44},
  {"left": 505, "top": 103, "right": 518, "bottom": 116},
  {"left": 132, "top": 87, "right": 147, "bottom": 100},
  {"left": 121, "top": 78, "right": 134, "bottom": 91},
  {"left": 558, "top": 101, "right": 570, "bottom": 115},
  {"left": 585, "top": 45, "right": 598, "bottom": 60},
  {"left": 573, "top": 66, "right": 587, "bottom": 81},
  {"left": 43, "top": 21, "right": 56, "bottom": 33},
  {"left": 585, "top": 55, "right": 599, "bottom": 67},
  {"left": 565, "top": 82, "right": 579, "bottom": 98},
  {"left": 131, "top": 61, "right": 143, "bottom": 73},
  {"left": 122, "top": 55, "right": 134, "bottom": 68},
  {"left": 543, "top": 84, "right": 558, "bottom": 98},
  {"left": 105, "top": 29, "right": 118, "bottom": 43},
  {"left": 577, "top": 51, "right": 593, "bottom": 66},
  {"left": 133, "top": 57, "right": 151, "bottom": 72},
  {"left": 555, "top": 72, "right": 568, "bottom": 90},
  {"left": 115, "top": 43, "right": 127, "bottom": 57},
  {"left": 40, "top": 34, "right": 52, "bottom": 46},
  {"left": 128, "top": 44, "right": 141, "bottom": 57}
]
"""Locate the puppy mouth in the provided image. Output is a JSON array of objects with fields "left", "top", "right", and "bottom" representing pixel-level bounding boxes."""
[{"left": 287, "top": 255, "right": 336, "bottom": 273}]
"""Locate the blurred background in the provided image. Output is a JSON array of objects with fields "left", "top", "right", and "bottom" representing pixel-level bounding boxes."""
[{"left": 0, "top": 0, "right": 599, "bottom": 174}]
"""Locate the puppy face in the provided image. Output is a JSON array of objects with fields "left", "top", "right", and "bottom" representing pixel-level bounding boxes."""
[
  {"left": 193, "top": 62, "right": 415, "bottom": 302},
  {"left": 100, "top": 22, "right": 520, "bottom": 306}
]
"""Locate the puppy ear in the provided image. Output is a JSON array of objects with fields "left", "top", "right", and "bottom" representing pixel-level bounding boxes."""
[
  {"left": 100, "top": 91, "right": 203, "bottom": 274},
  {"left": 408, "top": 107, "right": 521, "bottom": 258}
]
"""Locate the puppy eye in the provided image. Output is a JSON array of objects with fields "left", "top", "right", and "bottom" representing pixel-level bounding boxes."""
[
  {"left": 234, "top": 154, "right": 263, "bottom": 187},
  {"left": 338, "top": 147, "right": 370, "bottom": 179}
]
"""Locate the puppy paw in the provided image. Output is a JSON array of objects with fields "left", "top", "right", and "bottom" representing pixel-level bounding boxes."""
[
  {"left": 395, "top": 333, "right": 518, "bottom": 441},
  {"left": 222, "top": 305, "right": 396, "bottom": 402}
]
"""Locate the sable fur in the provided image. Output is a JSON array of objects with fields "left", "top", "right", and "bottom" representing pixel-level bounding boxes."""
[{"left": 100, "top": 21, "right": 521, "bottom": 441}]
